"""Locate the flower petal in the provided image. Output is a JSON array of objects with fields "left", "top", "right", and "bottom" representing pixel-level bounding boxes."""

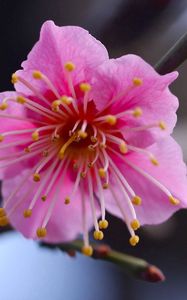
[
  {"left": 105, "top": 136, "right": 187, "bottom": 225},
  {"left": 15, "top": 20, "right": 109, "bottom": 99},
  {"left": 91, "top": 55, "right": 178, "bottom": 147},
  {"left": 3, "top": 169, "right": 99, "bottom": 243}
]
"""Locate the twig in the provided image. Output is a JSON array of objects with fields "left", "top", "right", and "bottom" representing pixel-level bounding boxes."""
[
  {"left": 42, "top": 240, "right": 165, "bottom": 283},
  {"left": 155, "top": 32, "right": 187, "bottom": 74}
]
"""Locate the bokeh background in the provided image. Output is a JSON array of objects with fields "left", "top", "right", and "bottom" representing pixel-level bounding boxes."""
[{"left": 0, "top": 0, "right": 187, "bottom": 299}]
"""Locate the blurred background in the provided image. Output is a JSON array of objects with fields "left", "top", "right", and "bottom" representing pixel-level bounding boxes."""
[{"left": 0, "top": 0, "right": 187, "bottom": 299}]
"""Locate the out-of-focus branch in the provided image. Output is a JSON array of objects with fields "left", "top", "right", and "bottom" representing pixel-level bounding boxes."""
[
  {"left": 155, "top": 32, "right": 187, "bottom": 74},
  {"left": 42, "top": 240, "right": 165, "bottom": 283}
]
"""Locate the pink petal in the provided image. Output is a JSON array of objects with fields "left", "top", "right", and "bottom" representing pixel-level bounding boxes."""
[
  {"left": 15, "top": 20, "right": 109, "bottom": 99},
  {"left": 90, "top": 55, "right": 178, "bottom": 147},
  {"left": 105, "top": 136, "right": 187, "bottom": 225},
  {"left": 3, "top": 169, "right": 99, "bottom": 243},
  {"left": 0, "top": 92, "right": 36, "bottom": 180}
]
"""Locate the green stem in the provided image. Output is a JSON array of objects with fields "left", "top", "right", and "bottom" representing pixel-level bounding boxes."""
[
  {"left": 155, "top": 31, "right": 187, "bottom": 74},
  {"left": 42, "top": 240, "right": 165, "bottom": 283}
]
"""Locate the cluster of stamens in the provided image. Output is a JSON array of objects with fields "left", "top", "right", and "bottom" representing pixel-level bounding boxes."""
[{"left": 0, "top": 61, "right": 180, "bottom": 255}]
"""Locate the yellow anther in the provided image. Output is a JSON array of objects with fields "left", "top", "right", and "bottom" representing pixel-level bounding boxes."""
[
  {"left": 159, "top": 121, "right": 166, "bottom": 130},
  {"left": 82, "top": 245, "right": 93, "bottom": 256},
  {"left": 52, "top": 100, "right": 61, "bottom": 109},
  {"left": 98, "top": 168, "right": 106, "bottom": 178},
  {"left": 129, "top": 235, "right": 139, "bottom": 246},
  {"left": 0, "top": 135, "right": 4, "bottom": 142},
  {"left": 0, "top": 216, "right": 9, "bottom": 227},
  {"left": 23, "top": 209, "right": 32, "bottom": 218},
  {"left": 64, "top": 61, "right": 75, "bottom": 72},
  {"left": 11, "top": 73, "right": 18, "bottom": 84},
  {"left": 100, "top": 143, "right": 106, "bottom": 149},
  {"left": 150, "top": 157, "right": 159, "bottom": 166},
  {"left": 169, "top": 196, "right": 180, "bottom": 205},
  {"left": 36, "top": 227, "right": 47, "bottom": 238},
  {"left": 133, "top": 107, "right": 142, "bottom": 117},
  {"left": 93, "top": 230, "right": 104, "bottom": 240},
  {"left": 103, "top": 183, "right": 109, "bottom": 189},
  {"left": 133, "top": 77, "right": 143, "bottom": 86},
  {"left": 119, "top": 141, "right": 128, "bottom": 154},
  {"left": 32, "top": 131, "right": 39, "bottom": 141},
  {"left": 59, "top": 134, "right": 76, "bottom": 159},
  {"left": 64, "top": 197, "right": 70, "bottom": 205},
  {"left": 80, "top": 83, "right": 91, "bottom": 92},
  {"left": 33, "top": 70, "right": 43, "bottom": 79},
  {"left": 17, "top": 96, "right": 26, "bottom": 104},
  {"left": 88, "top": 145, "right": 95, "bottom": 152},
  {"left": 0, "top": 208, "right": 6, "bottom": 218},
  {"left": 78, "top": 130, "right": 88, "bottom": 139},
  {"left": 132, "top": 195, "right": 142, "bottom": 206},
  {"left": 33, "top": 173, "right": 40, "bottom": 182},
  {"left": 90, "top": 136, "right": 97, "bottom": 143},
  {"left": 105, "top": 115, "right": 117, "bottom": 125},
  {"left": 0, "top": 103, "right": 8, "bottom": 110},
  {"left": 41, "top": 195, "right": 47, "bottom": 201},
  {"left": 60, "top": 96, "right": 72, "bottom": 105},
  {"left": 99, "top": 220, "right": 109, "bottom": 230},
  {"left": 130, "top": 219, "right": 140, "bottom": 231}
]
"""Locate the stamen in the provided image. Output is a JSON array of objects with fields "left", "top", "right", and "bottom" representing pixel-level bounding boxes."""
[
  {"left": 78, "top": 120, "right": 88, "bottom": 139},
  {"left": 59, "top": 134, "right": 77, "bottom": 159},
  {"left": 95, "top": 115, "right": 117, "bottom": 125},
  {"left": 33, "top": 70, "right": 60, "bottom": 99},
  {"left": 80, "top": 181, "right": 93, "bottom": 256},
  {"left": 87, "top": 172, "right": 99, "bottom": 232},
  {"left": 12, "top": 74, "right": 51, "bottom": 106},
  {"left": 64, "top": 62, "right": 76, "bottom": 99},
  {"left": 128, "top": 145, "right": 159, "bottom": 166},
  {"left": 94, "top": 166, "right": 107, "bottom": 222},
  {"left": 80, "top": 82, "right": 91, "bottom": 113}
]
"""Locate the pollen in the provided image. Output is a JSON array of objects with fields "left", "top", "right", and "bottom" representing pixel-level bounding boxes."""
[
  {"left": 98, "top": 168, "right": 106, "bottom": 178},
  {"left": 130, "top": 219, "right": 140, "bottom": 230},
  {"left": 0, "top": 216, "right": 9, "bottom": 227},
  {"left": 99, "top": 219, "right": 109, "bottom": 229},
  {"left": 11, "top": 73, "right": 18, "bottom": 84},
  {"left": 133, "top": 107, "right": 142, "bottom": 117},
  {"left": 159, "top": 121, "right": 166, "bottom": 130},
  {"left": 32, "top": 131, "right": 39, "bottom": 141},
  {"left": 150, "top": 156, "right": 159, "bottom": 166},
  {"left": 78, "top": 130, "right": 88, "bottom": 139},
  {"left": 0, "top": 103, "right": 8, "bottom": 110},
  {"left": 64, "top": 61, "right": 75, "bottom": 72},
  {"left": 0, "top": 208, "right": 6, "bottom": 217},
  {"left": 129, "top": 235, "right": 139, "bottom": 246},
  {"left": 169, "top": 195, "right": 180, "bottom": 205},
  {"left": 33, "top": 70, "right": 43, "bottom": 79},
  {"left": 119, "top": 141, "right": 128, "bottom": 154},
  {"left": 61, "top": 96, "right": 72, "bottom": 105},
  {"left": 133, "top": 77, "right": 143, "bottom": 86},
  {"left": 105, "top": 115, "right": 117, "bottom": 125},
  {"left": 23, "top": 209, "right": 32, "bottom": 218},
  {"left": 17, "top": 96, "right": 26, "bottom": 104},
  {"left": 80, "top": 83, "right": 91, "bottom": 92},
  {"left": 93, "top": 230, "right": 104, "bottom": 240},
  {"left": 36, "top": 227, "right": 47, "bottom": 238},
  {"left": 82, "top": 245, "right": 93, "bottom": 256},
  {"left": 0, "top": 135, "right": 4, "bottom": 142},
  {"left": 33, "top": 173, "right": 41, "bottom": 182},
  {"left": 132, "top": 195, "right": 142, "bottom": 205},
  {"left": 64, "top": 197, "right": 70, "bottom": 205},
  {"left": 90, "top": 136, "right": 97, "bottom": 143}
]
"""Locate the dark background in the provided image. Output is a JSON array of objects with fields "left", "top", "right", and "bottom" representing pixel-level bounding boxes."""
[{"left": 0, "top": 0, "right": 187, "bottom": 299}]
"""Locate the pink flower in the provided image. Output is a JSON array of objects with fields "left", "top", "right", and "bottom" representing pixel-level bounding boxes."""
[{"left": 0, "top": 21, "right": 187, "bottom": 255}]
